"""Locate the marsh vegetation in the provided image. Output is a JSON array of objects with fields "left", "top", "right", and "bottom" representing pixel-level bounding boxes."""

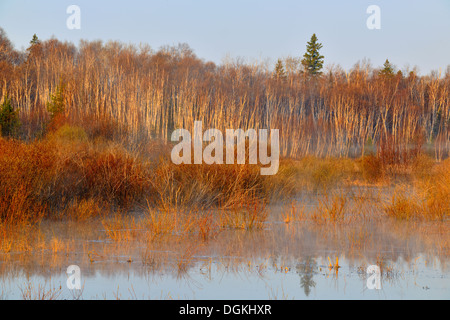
[{"left": 0, "top": 29, "right": 448, "bottom": 299}]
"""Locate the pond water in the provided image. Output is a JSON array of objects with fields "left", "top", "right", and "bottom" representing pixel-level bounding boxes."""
[{"left": 0, "top": 197, "right": 448, "bottom": 300}]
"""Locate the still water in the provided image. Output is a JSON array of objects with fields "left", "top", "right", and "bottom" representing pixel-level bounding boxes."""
[{"left": 1, "top": 202, "right": 448, "bottom": 300}]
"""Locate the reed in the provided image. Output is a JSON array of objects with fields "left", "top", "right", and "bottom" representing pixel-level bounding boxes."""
[
  {"left": 218, "top": 197, "right": 268, "bottom": 230},
  {"left": 101, "top": 214, "right": 138, "bottom": 242},
  {"left": 384, "top": 190, "right": 421, "bottom": 221},
  {"left": 311, "top": 192, "right": 348, "bottom": 224}
]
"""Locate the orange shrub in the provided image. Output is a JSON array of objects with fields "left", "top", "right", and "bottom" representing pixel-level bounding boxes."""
[
  {"left": 82, "top": 147, "right": 148, "bottom": 206},
  {"left": 0, "top": 138, "right": 54, "bottom": 224}
]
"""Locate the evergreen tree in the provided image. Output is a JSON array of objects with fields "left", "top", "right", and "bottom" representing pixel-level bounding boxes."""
[
  {"left": 46, "top": 83, "right": 67, "bottom": 132},
  {"left": 27, "top": 33, "right": 42, "bottom": 58},
  {"left": 47, "top": 83, "right": 66, "bottom": 120},
  {"left": 30, "top": 34, "right": 39, "bottom": 45},
  {"left": 0, "top": 95, "right": 20, "bottom": 137},
  {"left": 274, "top": 59, "right": 286, "bottom": 80},
  {"left": 379, "top": 59, "right": 395, "bottom": 78},
  {"left": 301, "top": 34, "right": 324, "bottom": 75}
]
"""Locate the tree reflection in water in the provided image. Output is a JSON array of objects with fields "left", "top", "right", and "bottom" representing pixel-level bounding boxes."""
[{"left": 296, "top": 257, "right": 317, "bottom": 297}]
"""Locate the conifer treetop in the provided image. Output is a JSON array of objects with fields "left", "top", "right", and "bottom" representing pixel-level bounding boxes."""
[{"left": 301, "top": 33, "right": 324, "bottom": 75}]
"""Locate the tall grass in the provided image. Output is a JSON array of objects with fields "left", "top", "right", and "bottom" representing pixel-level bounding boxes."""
[
  {"left": 218, "top": 197, "right": 268, "bottom": 230},
  {"left": 384, "top": 160, "right": 450, "bottom": 221},
  {"left": 148, "top": 161, "right": 266, "bottom": 209}
]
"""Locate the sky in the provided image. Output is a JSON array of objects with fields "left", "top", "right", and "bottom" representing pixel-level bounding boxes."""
[{"left": 0, "top": 0, "right": 449, "bottom": 75}]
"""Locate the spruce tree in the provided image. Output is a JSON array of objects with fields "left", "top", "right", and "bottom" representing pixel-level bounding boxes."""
[
  {"left": 274, "top": 59, "right": 286, "bottom": 80},
  {"left": 30, "top": 34, "right": 39, "bottom": 45},
  {"left": 27, "top": 34, "right": 41, "bottom": 58},
  {"left": 47, "top": 84, "right": 65, "bottom": 119},
  {"left": 301, "top": 34, "right": 324, "bottom": 75},
  {"left": 0, "top": 95, "right": 20, "bottom": 137},
  {"left": 379, "top": 59, "right": 394, "bottom": 78},
  {"left": 46, "top": 83, "right": 67, "bottom": 132},
  {"left": 47, "top": 83, "right": 66, "bottom": 121}
]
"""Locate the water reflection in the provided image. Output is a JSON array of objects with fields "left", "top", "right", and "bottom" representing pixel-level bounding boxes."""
[
  {"left": 0, "top": 197, "right": 448, "bottom": 299},
  {"left": 296, "top": 257, "right": 317, "bottom": 297}
]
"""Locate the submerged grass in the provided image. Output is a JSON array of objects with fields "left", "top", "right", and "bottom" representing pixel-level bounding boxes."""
[
  {"left": 218, "top": 197, "right": 268, "bottom": 230},
  {"left": 311, "top": 192, "right": 348, "bottom": 224}
]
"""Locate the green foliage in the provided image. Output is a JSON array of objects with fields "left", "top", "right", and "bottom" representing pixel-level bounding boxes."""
[
  {"left": 49, "top": 124, "right": 88, "bottom": 143},
  {"left": 301, "top": 34, "right": 324, "bottom": 75},
  {"left": 274, "top": 59, "right": 286, "bottom": 80},
  {"left": 0, "top": 94, "right": 20, "bottom": 137},
  {"left": 30, "top": 34, "right": 39, "bottom": 45},
  {"left": 379, "top": 59, "right": 395, "bottom": 78},
  {"left": 47, "top": 83, "right": 66, "bottom": 120}
]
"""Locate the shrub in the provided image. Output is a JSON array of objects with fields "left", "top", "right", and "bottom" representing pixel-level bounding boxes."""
[
  {"left": 49, "top": 124, "right": 88, "bottom": 143},
  {"left": 0, "top": 138, "right": 53, "bottom": 224},
  {"left": 361, "top": 154, "right": 383, "bottom": 182},
  {"left": 83, "top": 146, "right": 148, "bottom": 206}
]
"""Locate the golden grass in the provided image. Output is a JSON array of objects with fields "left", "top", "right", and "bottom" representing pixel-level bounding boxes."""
[
  {"left": 148, "top": 160, "right": 266, "bottom": 210},
  {"left": 218, "top": 197, "right": 268, "bottom": 230},
  {"left": 195, "top": 212, "right": 219, "bottom": 242},
  {"left": 419, "top": 159, "right": 450, "bottom": 220},
  {"left": 3, "top": 126, "right": 442, "bottom": 228},
  {"left": 265, "top": 157, "right": 357, "bottom": 193},
  {"left": 0, "top": 123, "right": 447, "bottom": 263},
  {"left": 311, "top": 192, "right": 348, "bottom": 224},
  {"left": 384, "top": 190, "right": 421, "bottom": 221},
  {"left": 0, "top": 224, "right": 36, "bottom": 253},
  {"left": 101, "top": 214, "right": 138, "bottom": 242},
  {"left": 143, "top": 208, "right": 179, "bottom": 239},
  {"left": 384, "top": 160, "right": 450, "bottom": 221},
  {"left": 62, "top": 198, "right": 107, "bottom": 221},
  {"left": 282, "top": 200, "right": 306, "bottom": 223}
]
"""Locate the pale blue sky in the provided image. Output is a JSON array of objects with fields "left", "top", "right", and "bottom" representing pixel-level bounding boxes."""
[{"left": 0, "top": 0, "right": 449, "bottom": 74}]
